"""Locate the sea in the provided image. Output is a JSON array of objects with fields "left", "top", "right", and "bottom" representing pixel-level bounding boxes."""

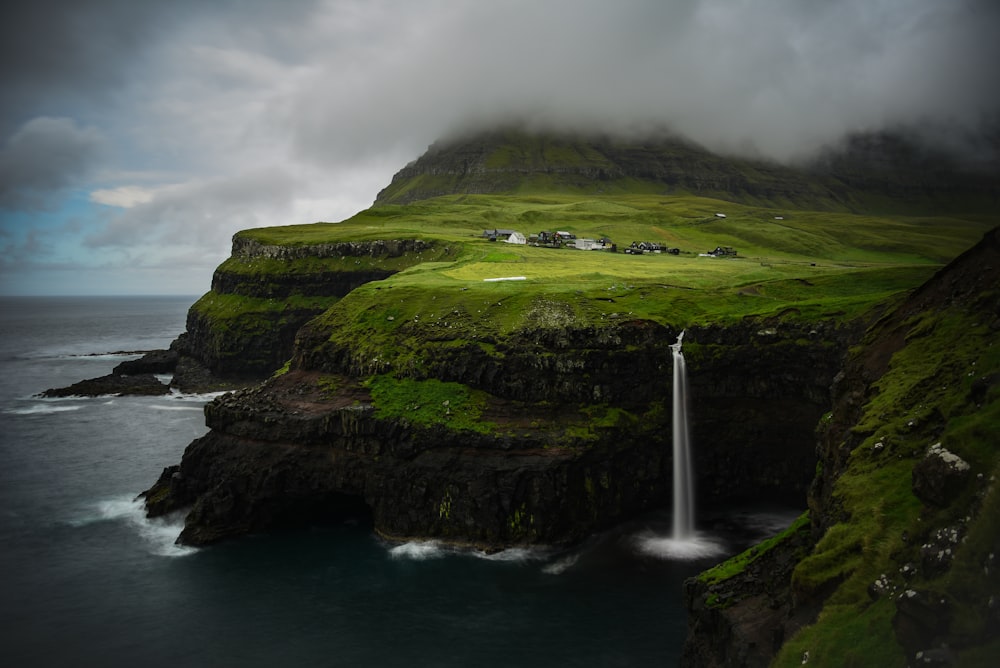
[{"left": 0, "top": 296, "right": 800, "bottom": 667}]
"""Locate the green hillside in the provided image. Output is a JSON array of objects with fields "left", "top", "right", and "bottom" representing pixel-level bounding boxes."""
[{"left": 235, "top": 191, "right": 993, "bottom": 333}]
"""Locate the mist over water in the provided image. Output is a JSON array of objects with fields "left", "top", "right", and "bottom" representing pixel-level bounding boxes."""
[{"left": 0, "top": 296, "right": 797, "bottom": 666}]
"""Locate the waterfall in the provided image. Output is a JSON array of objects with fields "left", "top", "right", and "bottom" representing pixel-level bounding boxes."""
[
  {"left": 670, "top": 330, "right": 695, "bottom": 540},
  {"left": 633, "top": 329, "right": 724, "bottom": 559},
  {"left": 635, "top": 330, "right": 725, "bottom": 559}
]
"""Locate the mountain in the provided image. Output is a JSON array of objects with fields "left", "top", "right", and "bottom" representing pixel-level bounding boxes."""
[{"left": 375, "top": 126, "right": 998, "bottom": 213}]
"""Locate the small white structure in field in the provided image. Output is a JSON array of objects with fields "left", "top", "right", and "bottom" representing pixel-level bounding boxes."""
[
  {"left": 715, "top": 213, "right": 726, "bottom": 218},
  {"left": 505, "top": 231, "right": 526, "bottom": 245}
]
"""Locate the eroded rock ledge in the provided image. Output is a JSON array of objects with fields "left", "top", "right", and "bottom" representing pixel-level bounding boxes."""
[{"left": 142, "top": 370, "right": 670, "bottom": 548}]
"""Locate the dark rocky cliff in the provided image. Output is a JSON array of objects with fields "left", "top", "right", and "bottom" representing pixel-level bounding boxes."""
[
  {"left": 681, "top": 228, "right": 1000, "bottom": 666},
  {"left": 143, "top": 309, "right": 854, "bottom": 548}
]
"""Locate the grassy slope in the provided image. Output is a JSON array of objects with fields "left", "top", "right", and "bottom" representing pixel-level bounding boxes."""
[
  {"left": 675, "top": 231, "right": 999, "bottom": 666},
  {"left": 769, "top": 303, "right": 1000, "bottom": 666},
  {"left": 236, "top": 192, "right": 994, "bottom": 455},
  {"left": 243, "top": 192, "right": 992, "bottom": 334}
]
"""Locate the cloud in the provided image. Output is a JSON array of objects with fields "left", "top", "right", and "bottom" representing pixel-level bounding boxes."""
[
  {"left": 84, "top": 168, "right": 300, "bottom": 251},
  {"left": 2, "top": 0, "right": 998, "bottom": 295},
  {"left": 0, "top": 117, "right": 105, "bottom": 209},
  {"left": 284, "top": 0, "right": 1000, "bottom": 164},
  {"left": 90, "top": 186, "right": 156, "bottom": 208}
]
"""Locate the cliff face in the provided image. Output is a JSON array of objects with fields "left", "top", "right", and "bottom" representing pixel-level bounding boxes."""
[
  {"left": 143, "top": 311, "right": 853, "bottom": 548},
  {"left": 168, "top": 237, "right": 438, "bottom": 388},
  {"left": 681, "top": 228, "right": 1000, "bottom": 667}
]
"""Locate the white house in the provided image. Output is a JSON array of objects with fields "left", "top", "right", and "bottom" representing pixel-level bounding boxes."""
[{"left": 505, "top": 231, "right": 527, "bottom": 245}]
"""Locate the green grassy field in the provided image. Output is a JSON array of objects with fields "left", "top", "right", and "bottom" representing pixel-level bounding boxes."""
[{"left": 237, "top": 192, "right": 994, "bottom": 329}]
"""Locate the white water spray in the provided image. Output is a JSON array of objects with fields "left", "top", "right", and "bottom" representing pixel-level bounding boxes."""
[{"left": 670, "top": 330, "right": 695, "bottom": 540}]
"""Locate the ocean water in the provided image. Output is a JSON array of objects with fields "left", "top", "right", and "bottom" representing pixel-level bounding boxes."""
[{"left": 0, "top": 296, "right": 798, "bottom": 667}]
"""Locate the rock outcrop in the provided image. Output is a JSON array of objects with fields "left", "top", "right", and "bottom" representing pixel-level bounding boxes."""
[{"left": 41, "top": 372, "right": 170, "bottom": 397}]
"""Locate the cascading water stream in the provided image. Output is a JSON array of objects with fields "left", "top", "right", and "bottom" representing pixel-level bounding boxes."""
[
  {"left": 633, "top": 330, "right": 727, "bottom": 559},
  {"left": 670, "top": 330, "right": 695, "bottom": 540}
]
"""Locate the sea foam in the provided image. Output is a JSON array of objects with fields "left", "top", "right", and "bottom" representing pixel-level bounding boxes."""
[
  {"left": 632, "top": 530, "right": 727, "bottom": 561},
  {"left": 388, "top": 540, "right": 447, "bottom": 560},
  {"left": 5, "top": 402, "right": 83, "bottom": 415},
  {"left": 76, "top": 496, "right": 196, "bottom": 558}
]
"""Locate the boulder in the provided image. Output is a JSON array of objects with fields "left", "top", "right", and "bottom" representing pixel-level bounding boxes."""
[{"left": 912, "top": 443, "right": 971, "bottom": 507}]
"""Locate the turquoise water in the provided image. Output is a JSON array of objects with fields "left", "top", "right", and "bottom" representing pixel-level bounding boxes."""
[{"left": 0, "top": 297, "right": 796, "bottom": 666}]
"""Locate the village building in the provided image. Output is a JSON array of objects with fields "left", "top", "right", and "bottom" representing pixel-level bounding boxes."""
[{"left": 482, "top": 228, "right": 518, "bottom": 241}]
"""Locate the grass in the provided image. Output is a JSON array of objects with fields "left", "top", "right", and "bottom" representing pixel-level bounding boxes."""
[
  {"left": 364, "top": 374, "right": 497, "bottom": 434},
  {"left": 770, "top": 280, "right": 1000, "bottom": 666},
  {"left": 699, "top": 512, "right": 812, "bottom": 591},
  {"left": 241, "top": 192, "right": 991, "bottom": 266},
  {"left": 220, "top": 191, "right": 993, "bottom": 391}
]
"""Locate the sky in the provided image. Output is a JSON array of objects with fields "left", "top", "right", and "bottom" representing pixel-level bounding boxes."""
[{"left": 1, "top": 0, "right": 998, "bottom": 296}]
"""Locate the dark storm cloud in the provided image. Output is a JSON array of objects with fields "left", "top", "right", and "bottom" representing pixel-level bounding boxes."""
[
  {"left": 2, "top": 0, "right": 998, "bottom": 295},
  {"left": 0, "top": 0, "right": 321, "bottom": 134},
  {"left": 0, "top": 0, "right": 181, "bottom": 135},
  {"left": 0, "top": 117, "right": 104, "bottom": 210}
]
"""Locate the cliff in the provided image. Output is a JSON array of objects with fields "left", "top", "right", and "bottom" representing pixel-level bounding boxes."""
[
  {"left": 174, "top": 236, "right": 441, "bottom": 385},
  {"left": 81, "top": 235, "right": 445, "bottom": 393},
  {"left": 143, "top": 313, "right": 854, "bottom": 548},
  {"left": 681, "top": 227, "right": 1000, "bottom": 666}
]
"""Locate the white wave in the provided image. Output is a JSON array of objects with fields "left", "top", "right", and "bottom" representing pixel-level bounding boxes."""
[
  {"left": 5, "top": 403, "right": 83, "bottom": 415},
  {"left": 77, "top": 497, "right": 196, "bottom": 558},
  {"left": 386, "top": 539, "right": 556, "bottom": 564},
  {"left": 167, "top": 389, "right": 229, "bottom": 402},
  {"left": 633, "top": 531, "right": 727, "bottom": 561},
  {"left": 542, "top": 552, "right": 580, "bottom": 575},
  {"left": 21, "top": 351, "right": 146, "bottom": 361},
  {"left": 388, "top": 540, "right": 447, "bottom": 560},
  {"left": 149, "top": 404, "right": 205, "bottom": 412},
  {"left": 477, "top": 546, "right": 552, "bottom": 562}
]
